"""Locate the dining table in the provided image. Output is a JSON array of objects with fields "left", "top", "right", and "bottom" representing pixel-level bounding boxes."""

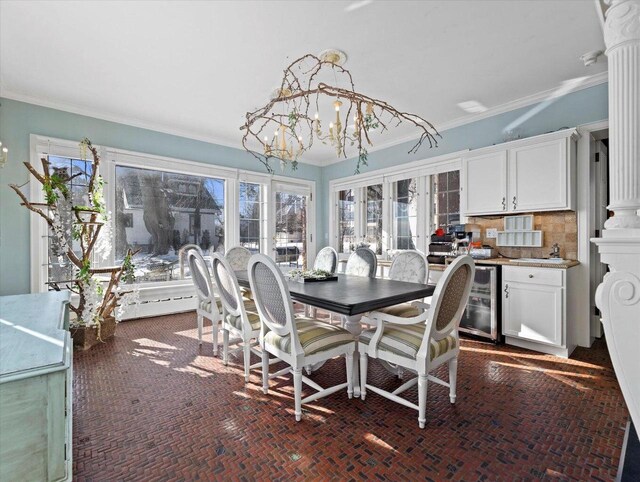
[{"left": 234, "top": 270, "right": 436, "bottom": 396}]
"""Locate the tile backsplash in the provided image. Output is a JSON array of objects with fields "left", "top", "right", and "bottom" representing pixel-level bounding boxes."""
[{"left": 467, "top": 211, "right": 577, "bottom": 260}]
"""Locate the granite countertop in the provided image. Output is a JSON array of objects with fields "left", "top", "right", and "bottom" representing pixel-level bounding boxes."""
[
  {"left": 339, "top": 257, "right": 580, "bottom": 270},
  {"left": 471, "top": 258, "right": 579, "bottom": 269}
]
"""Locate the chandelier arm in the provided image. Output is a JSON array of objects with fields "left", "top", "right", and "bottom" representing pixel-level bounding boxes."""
[{"left": 240, "top": 53, "right": 441, "bottom": 174}]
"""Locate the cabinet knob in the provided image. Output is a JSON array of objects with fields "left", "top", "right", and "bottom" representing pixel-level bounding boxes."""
[{"left": 529, "top": 274, "right": 534, "bottom": 278}]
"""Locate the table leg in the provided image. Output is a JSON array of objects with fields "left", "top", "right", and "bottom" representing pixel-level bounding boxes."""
[{"left": 342, "top": 314, "right": 363, "bottom": 398}]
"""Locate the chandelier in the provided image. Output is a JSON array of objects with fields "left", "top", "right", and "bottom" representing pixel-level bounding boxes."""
[{"left": 240, "top": 51, "right": 441, "bottom": 174}]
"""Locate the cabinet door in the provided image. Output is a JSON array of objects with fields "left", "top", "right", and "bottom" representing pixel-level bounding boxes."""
[
  {"left": 461, "top": 151, "right": 507, "bottom": 216},
  {"left": 508, "top": 139, "right": 568, "bottom": 212},
  {"left": 502, "top": 281, "right": 563, "bottom": 346}
]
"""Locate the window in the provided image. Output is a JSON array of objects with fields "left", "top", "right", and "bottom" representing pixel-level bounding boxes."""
[
  {"left": 274, "top": 191, "right": 307, "bottom": 268},
  {"left": 46, "top": 155, "right": 93, "bottom": 284},
  {"left": 392, "top": 178, "right": 418, "bottom": 250},
  {"left": 239, "top": 182, "right": 264, "bottom": 253},
  {"left": 432, "top": 170, "right": 460, "bottom": 232},
  {"left": 114, "top": 165, "right": 225, "bottom": 283},
  {"left": 365, "top": 184, "right": 383, "bottom": 255},
  {"left": 337, "top": 188, "right": 355, "bottom": 254}
]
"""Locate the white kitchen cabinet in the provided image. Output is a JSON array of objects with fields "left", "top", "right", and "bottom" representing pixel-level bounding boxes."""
[
  {"left": 0, "top": 292, "right": 72, "bottom": 482},
  {"left": 502, "top": 265, "right": 577, "bottom": 357},
  {"left": 461, "top": 151, "right": 508, "bottom": 215},
  {"left": 508, "top": 139, "right": 571, "bottom": 212},
  {"left": 461, "top": 130, "right": 577, "bottom": 217}
]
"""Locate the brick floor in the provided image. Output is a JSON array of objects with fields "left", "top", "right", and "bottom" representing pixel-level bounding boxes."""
[{"left": 72, "top": 312, "right": 629, "bottom": 481}]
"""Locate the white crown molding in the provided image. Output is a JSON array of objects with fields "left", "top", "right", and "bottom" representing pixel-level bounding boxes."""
[
  {"left": 0, "top": 88, "right": 325, "bottom": 167},
  {"left": 1, "top": 70, "right": 607, "bottom": 170},
  {"left": 320, "top": 70, "right": 609, "bottom": 167}
]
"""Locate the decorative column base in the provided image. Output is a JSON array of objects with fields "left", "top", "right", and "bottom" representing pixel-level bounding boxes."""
[{"left": 592, "top": 229, "right": 640, "bottom": 430}]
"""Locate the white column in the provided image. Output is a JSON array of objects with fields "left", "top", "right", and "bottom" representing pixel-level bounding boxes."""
[
  {"left": 603, "top": 0, "right": 640, "bottom": 229},
  {"left": 592, "top": 0, "right": 640, "bottom": 432}
]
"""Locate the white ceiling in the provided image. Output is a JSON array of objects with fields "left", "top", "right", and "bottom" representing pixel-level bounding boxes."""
[{"left": 0, "top": 1, "right": 606, "bottom": 164}]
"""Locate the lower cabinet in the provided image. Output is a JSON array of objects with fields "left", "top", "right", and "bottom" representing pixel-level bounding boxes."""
[{"left": 502, "top": 266, "right": 575, "bottom": 357}]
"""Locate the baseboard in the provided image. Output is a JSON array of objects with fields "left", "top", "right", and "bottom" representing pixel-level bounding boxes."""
[{"left": 504, "top": 336, "right": 572, "bottom": 358}]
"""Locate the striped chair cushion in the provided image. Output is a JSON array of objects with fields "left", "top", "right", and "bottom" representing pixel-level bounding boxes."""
[
  {"left": 223, "top": 299, "right": 260, "bottom": 331},
  {"left": 264, "top": 317, "right": 354, "bottom": 356},
  {"left": 359, "top": 324, "right": 457, "bottom": 361},
  {"left": 377, "top": 302, "right": 421, "bottom": 318},
  {"left": 199, "top": 298, "right": 222, "bottom": 312},
  {"left": 225, "top": 311, "right": 261, "bottom": 332}
]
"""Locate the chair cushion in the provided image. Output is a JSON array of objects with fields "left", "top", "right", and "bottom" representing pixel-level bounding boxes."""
[
  {"left": 359, "top": 324, "right": 457, "bottom": 361},
  {"left": 224, "top": 300, "right": 260, "bottom": 332},
  {"left": 377, "top": 302, "right": 421, "bottom": 318},
  {"left": 199, "top": 298, "right": 222, "bottom": 312},
  {"left": 225, "top": 311, "right": 261, "bottom": 332},
  {"left": 264, "top": 317, "right": 354, "bottom": 355}
]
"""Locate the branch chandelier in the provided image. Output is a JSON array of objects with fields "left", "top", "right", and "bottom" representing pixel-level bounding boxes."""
[{"left": 240, "top": 50, "right": 441, "bottom": 174}]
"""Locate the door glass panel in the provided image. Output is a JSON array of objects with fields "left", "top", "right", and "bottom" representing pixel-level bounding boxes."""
[
  {"left": 239, "top": 182, "right": 265, "bottom": 254},
  {"left": 365, "top": 184, "right": 383, "bottom": 255},
  {"left": 432, "top": 170, "right": 460, "bottom": 233},
  {"left": 114, "top": 165, "right": 225, "bottom": 283},
  {"left": 337, "top": 188, "right": 355, "bottom": 254},
  {"left": 274, "top": 191, "right": 307, "bottom": 269},
  {"left": 392, "top": 178, "right": 418, "bottom": 250}
]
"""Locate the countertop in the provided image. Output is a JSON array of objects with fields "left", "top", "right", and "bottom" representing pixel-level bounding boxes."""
[
  {"left": 340, "top": 257, "right": 579, "bottom": 270},
  {"left": 471, "top": 258, "right": 579, "bottom": 269}
]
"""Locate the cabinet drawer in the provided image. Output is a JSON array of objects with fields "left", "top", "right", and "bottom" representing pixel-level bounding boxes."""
[{"left": 503, "top": 266, "right": 563, "bottom": 287}]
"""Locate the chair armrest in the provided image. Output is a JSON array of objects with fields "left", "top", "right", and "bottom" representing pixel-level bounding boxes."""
[{"left": 365, "top": 310, "right": 430, "bottom": 358}]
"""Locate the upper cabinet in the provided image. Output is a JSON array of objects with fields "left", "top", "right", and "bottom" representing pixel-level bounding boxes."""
[
  {"left": 461, "top": 130, "right": 577, "bottom": 217},
  {"left": 462, "top": 151, "right": 508, "bottom": 215}
]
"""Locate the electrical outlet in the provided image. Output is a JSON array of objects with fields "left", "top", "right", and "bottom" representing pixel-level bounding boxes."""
[{"left": 486, "top": 228, "right": 498, "bottom": 239}]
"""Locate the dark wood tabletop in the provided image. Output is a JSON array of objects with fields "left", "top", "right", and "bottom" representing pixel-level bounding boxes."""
[{"left": 235, "top": 271, "right": 435, "bottom": 316}]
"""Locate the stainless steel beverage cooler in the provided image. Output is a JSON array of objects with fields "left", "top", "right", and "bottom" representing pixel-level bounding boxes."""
[{"left": 459, "top": 265, "right": 501, "bottom": 342}]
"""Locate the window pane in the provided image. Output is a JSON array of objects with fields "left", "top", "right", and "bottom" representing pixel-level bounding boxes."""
[
  {"left": 432, "top": 170, "right": 461, "bottom": 232},
  {"left": 115, "top": 165, "right": 225, "bottom": 283},
  {"left": 275, "top": 192, "right": 307, "bottom": 269},
  {"left": 392, "top": 178, "right": 417, "bottom": 251},
  {"left": 366, "top": 184, "right": 383, "bottom": 255},
  {"left": 337, "top": 189, "right": 355, "bottom": 254},
  {"left": 240, "top": 182, "right": 264, "bottom": 253},
  {"left": 46, "top": 156, "right": 93, "bottom": 285}
]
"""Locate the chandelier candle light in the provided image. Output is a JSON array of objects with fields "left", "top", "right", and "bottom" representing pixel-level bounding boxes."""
[{"left": 240, "top": 51, "right": 441, "bottom": 174}]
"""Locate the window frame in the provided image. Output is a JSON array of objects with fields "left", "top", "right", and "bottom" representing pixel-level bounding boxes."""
[
  {"left": 328, "top": 151, "right": 467, "bottom": 260},
  {"left": 28, "top": 134, "right": 316, "bottom": 318}
]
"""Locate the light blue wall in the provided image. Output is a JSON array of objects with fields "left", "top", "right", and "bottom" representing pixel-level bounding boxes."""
[
  {"left": 0, "top": 98, "right": 322, "bottom": 295},
  {"left": 317, "top": 83, "right": 609, "bottom": 245},
  {"left": 0, "top": 84, "right": 609, "bottom": 295}
]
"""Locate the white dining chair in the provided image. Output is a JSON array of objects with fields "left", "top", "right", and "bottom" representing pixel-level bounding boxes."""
[
  {"left": 211, "top": 252, "right": 265, "bottom": 382},
  {"left": 226, "top": 245, "right": 253, "bottom": 299},
  {"left": 305, "top": 246, "right": 338, "bottom": 319},
  {"left": 345, "top": 246, "right": 378, "bottom": 278},
  {"left": 226, "top": 245, "right": 252, "bottom": 271},
  {"left": 361, "top": 250, "right": 429, "bottom": 327},
  {"left": 187, "top": 249, "right": 222, "bottom": 355},
  {"left": 359, "top": 255, "right": 475, "bottom": 428},
  {"left": 248, "top": 253, "right": 356, "bottom": 422}
]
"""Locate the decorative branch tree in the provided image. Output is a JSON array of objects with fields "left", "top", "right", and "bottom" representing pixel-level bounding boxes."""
[
  {"left": 240, "top": 53, "right": 441, "bottom": 174},
  {"left": 9, "top": 138, "right": 137, "bottom": 339}
]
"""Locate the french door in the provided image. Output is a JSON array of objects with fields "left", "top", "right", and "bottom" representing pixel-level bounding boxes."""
[{"left": 269, "top": 182, "right": 314, "bottom": 270}]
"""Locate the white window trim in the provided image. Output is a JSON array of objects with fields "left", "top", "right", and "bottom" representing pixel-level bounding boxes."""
[
  {"left": 28, "top": 134, "right": 316, "bottom": 318},
  {"left": 328, "top": 150, "right": 467, "bottom": 260}
]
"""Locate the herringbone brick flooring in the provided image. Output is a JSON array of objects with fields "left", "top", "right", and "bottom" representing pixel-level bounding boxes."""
[{"left": 73, "top": 312, "right": 628, "bottom": 481}]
